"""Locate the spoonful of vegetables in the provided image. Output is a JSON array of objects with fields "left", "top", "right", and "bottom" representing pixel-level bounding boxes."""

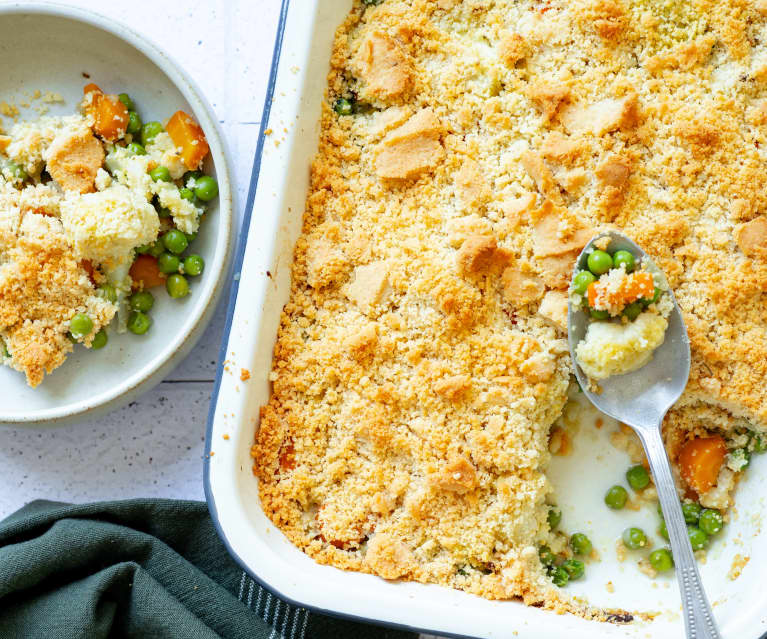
[{"left": 567, "top": 231, "right": 720, "bottom": 639}]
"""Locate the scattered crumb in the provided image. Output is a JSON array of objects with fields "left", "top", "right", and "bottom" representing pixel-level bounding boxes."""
[
  {"left": 0, "top": 101, "right": 19, "bottom": 118},
  {"left": 606, "top": 581, "right": 615, "bottom": 593},
  {"left": 240, "top": 368, "right": 251, "bottom": 381},
  {"left": 727, "top": 553, "right": 749, "bottom": 580},
  {"left": 223, "top": 434, "right": 230, "bottom": 441}
]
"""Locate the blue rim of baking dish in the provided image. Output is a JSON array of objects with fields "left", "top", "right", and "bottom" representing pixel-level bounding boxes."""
[{"left": 202, "top": 2, "right": 476, "bottom": 637}]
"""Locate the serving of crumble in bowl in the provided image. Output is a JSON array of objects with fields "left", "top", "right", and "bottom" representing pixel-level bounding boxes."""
[{"left": 0, "top": 4, "right": 232, "bottom": 425}]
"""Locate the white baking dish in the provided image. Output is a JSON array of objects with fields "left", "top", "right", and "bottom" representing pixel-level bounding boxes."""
[{"left": 205, "top": 2, "right": 767, "bottom": 637}]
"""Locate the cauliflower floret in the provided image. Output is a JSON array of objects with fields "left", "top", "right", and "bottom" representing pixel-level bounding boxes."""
[
  {"left": 59, "top": 183, "right": 159, "bottom": 271},
  {"left": 105, "top": 145, "right": 153, "bottom": 199},
  {"left": 106, "top": 143, "right": 201, "bottom": 234},
  {"left": 146, "top": 131, "right": 186, "bottom": 179},
  {"left": 576, "top": 312, "right": 668, "bottom": 379},
  {"left": 153, "top": 180, "right": 200, "bottom": 234}
]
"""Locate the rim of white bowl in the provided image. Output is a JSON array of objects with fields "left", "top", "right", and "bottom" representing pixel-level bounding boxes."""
[{"left": 0, "top": 1, "right": 234, "bottom": 425}]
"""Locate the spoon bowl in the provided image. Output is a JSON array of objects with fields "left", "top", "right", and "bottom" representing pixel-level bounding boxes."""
[
  {"left": 567, "top": 231, "right": 691, "bottom": 428},
  {"left": 567, "top": 230, "right": 720, "bottom": 639}
]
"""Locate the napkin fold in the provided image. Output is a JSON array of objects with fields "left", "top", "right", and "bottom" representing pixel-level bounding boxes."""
[{"left": 0, "top": 499, "right": 417, "bottom": 639}]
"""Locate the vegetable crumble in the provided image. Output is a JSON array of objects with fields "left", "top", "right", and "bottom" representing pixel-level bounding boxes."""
[{"left": 253, "top": 0, "right": 767, "bottom": 615}]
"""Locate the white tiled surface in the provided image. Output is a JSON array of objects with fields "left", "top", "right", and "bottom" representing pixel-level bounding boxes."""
[{"left": 0, "top": 2, "right": 441, "bottom": 636}]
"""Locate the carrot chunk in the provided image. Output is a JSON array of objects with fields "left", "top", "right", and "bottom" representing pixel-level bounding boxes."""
[
  {"left": 166, "top": 110, "right": 210, "bottom": 170},
  {"left": 678, "top": 436, "right": 727, "bottom": 495},
  {"left": 620, "top": 272, "right": 654, "bottom": 303},
  {"left": 129, "top": 255, "right": 166, "bottom": 289},
  {"left": 82, "top": 84, "right": 129, "bottom": 142},
  {"left": 80, "top": 259, "right": 95, "bottom": 284},
  {"left": 588, "top": 271, "right": 656, "bottom": 309}
]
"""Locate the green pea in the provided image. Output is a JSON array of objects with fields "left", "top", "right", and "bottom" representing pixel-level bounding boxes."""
[
  {"left": 587, "top": 250, "right": 613, "bottom": 276},
  {"left": 127, "top": 311, "right": 151, "bottom": 335},
  {"left": 547, "top": 507, "right": 561, "bottom": 531},
  {"left": 551, "top": 565, "right": 569, "bottom": 587},
  {"left": 572, "top": 270, "right": 596, "bottom": 295},
  {"left": 162, "top": 229, "right": 188, "bottom": 255},
  {"left": 590, "top": 308, "right": 610, "bottom": 320},
  {"left": 7, "top": 160, "right": 27, "bottom": 182},
  {"left": 612, "top": 250, "right": 636, "bottom": 273},
  {"left": 157, "top": 253, "right": 180, "bottom": 274},
  {"left": 166, "top": 273, "right": 190, "bottom": 299},
  {"left": 623, "top": 302, "right": 643, "bottom": 321},
  {"left": 658, "top": 520, "right": 669, "bottom": 541},
  {"left": 729, "top": 448, "right": 750, "bottom": 469},
  {"left": 681, "top": 502, "right": 702, "bottom": 525},
  {"left": 538, "top": 545, "right": 556, "bottom": 567},
  {"left": 193, "top": 175, "right": 218, "bottom": 202},
  {"left": 642, "top": 287, "right": 662, "bottom": 307},
  {"left": 561, "top": 559, "right": 585, "bottom": 580},
  {"left": 157, "top": 206, "right": 172, "bottom": 219},
  {"left": 91, "top": 329, "right": 108, "bottom": 350},
  {"left": 150, "top": 166, "right": 172, "bottom": 182},
  {"left": 605, "top": 485, "right": 628, "bottom": 509},
  {"left": 687, "top": 525, "right": 708, "bottom": 551},
  {"left": 118, "top": 93, "right": 134, "bottom": 110},
  {"left": 129, "top": 290, "right": 154, "bottom": 313},
  {"left": 69, "top": 313, "right": 93, "bottom": 340},
  {"left": 622, "top": 527, "right": 648, "bottom": 550},
  {"left": 126, "top": 142, "right": 146, "bottom": 156},
  {"left": 96, "top": 284, "right": 118, "bottom": 304},
  {"left": 570, "top": 532, "right": 592, "bottom": 556},
  {"left": 179, "top": 187, "right": 196, "bottom": 203},
  {"left": 648, "top": 548, "right": 674, "bottom": 572},
  {"left": 698, "top": 509, "right": 723, "bottom": 536},
  {"left": 333, "top": 97, "right": 354, "bottom": 116},
  {"left": 146, "top": 240, "right": 165, "bottom": 258},
  {"left": 141, "top": 121, "right": 164, "bottom": 146},
  {"left": 183, "top": 254, "right": 205, "bottom": 277},
  {"left": 185, "top": 231, "right": 198, "bottom": 243},
  {"left": 183, "top": 170, "right": 203, "bottom": 187},
  {"left": 127, "top": 110, "right": 142, "bottom": 135},
  {"left": 626, "top": 465, "right": 650, "bottom": 491}
]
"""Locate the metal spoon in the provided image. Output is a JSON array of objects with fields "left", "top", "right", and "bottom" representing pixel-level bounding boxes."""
[{"left": 567, "top": 231, "right": 720, "bottom": 639}]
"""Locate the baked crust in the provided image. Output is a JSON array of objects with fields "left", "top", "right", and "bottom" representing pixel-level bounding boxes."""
[{"left": 253, "top": 0, "right": 767, "bottom": 609}]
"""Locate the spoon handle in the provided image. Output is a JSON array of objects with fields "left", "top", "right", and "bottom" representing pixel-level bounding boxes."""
[{"left": 636, "top": 424, "right": 721, "bottom": 639}]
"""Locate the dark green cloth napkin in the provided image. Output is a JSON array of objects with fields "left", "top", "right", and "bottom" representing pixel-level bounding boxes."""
[{"left": 0, "top": 499, "right": 418, "bottom": 639}]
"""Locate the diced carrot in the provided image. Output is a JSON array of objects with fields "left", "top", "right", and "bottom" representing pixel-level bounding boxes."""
[
  {"left": 79, "top": 259, "right": 95, "bottom": 284},
  {"left": 166, "top": 110, "right": 210, "bottom": 170},
  {"left": 588, "top": 271, "right": 655, "bottom": 309},
  {"left": 129, "top": 255, "right": 166, "bottom": 289},
  {"left": 678, "top": 435, "right": 727, "bottom": 495},
  {"left": 587, "top": 281, "right": 599, "bottom": 307},
  {"left": 620, "top": 272, "right": 654, "bottom": 303},
  {"left": 82, "top": 83, "right": 129, "bottom": 142}
]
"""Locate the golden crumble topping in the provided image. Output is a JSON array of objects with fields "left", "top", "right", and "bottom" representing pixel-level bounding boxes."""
[{"left": 253, "top": 0, "right": 767, "bottom": 612}]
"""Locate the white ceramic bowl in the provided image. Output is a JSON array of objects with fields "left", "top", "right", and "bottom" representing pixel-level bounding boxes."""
[{"left": 0, "top": 3, "right": 233, "bottom": 426}]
